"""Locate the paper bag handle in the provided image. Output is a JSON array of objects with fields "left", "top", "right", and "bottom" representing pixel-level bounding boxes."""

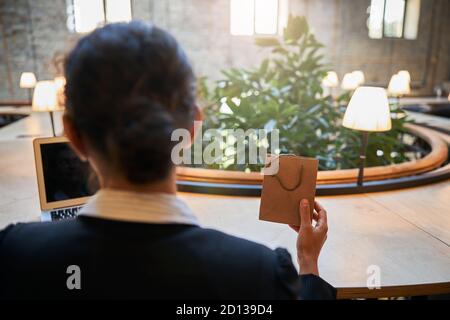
[{"left": 272, "top": 164, "right": 303, "bottom": 191}]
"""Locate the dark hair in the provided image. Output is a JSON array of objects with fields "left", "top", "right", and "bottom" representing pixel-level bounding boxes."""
[{"left": 64, "top": 22, "right": 196, "bottom": 183}]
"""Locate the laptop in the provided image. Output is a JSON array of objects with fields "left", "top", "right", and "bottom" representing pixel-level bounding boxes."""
[{"left": 33, "top": 137, "right": 99, "bottom": 221}]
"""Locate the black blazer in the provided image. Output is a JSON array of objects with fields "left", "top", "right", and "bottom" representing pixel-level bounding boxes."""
[{"left": 0, "top": 216, "right": 336, "bottom": 300}]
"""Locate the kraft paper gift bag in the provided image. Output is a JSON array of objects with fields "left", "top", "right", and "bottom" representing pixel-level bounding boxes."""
[{"left": 259, "top": 154, "right": 319, "bottom": 226}]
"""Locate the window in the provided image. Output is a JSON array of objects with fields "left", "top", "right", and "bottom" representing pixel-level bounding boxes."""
[
  {"left": 230, "top": 0, "right": 288, "bottom": 36},
  {"left": 368, "top": 0, "right": 421, "bottom": 39},
  {"left": 67, "top": 0, "right": 132, "bottom": 33}
]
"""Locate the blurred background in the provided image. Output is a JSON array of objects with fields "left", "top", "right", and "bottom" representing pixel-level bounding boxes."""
[{"left": 0, "top": 0, "right": 449, "bottom": 101}]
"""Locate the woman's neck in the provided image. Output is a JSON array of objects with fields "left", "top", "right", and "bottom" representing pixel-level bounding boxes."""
[{"left": 100, "top": 169, "right": 177, "bottom": 195}]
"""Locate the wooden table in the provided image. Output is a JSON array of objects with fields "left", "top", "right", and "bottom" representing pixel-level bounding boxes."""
[
  {"left": 396, "top": 96, "right": 450, "bottom": 106},
  {"left": 0, "top": 111, "right": 449, "bottom": 299}
]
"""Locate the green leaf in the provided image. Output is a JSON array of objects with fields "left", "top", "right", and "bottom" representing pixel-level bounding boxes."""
[
  {"left": 255, "top": 37, "right": 281, "bottom": 47},
  {"left": 284, "top": 15, "right": 308, "bottom": 43},
  {"left": 260, "top": 59, "right": 269, "bottom": 75}
]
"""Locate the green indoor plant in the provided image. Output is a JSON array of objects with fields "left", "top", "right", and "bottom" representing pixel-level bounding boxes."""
[{"left": 194, "top": 15, "right": 419, "bottom": 172}]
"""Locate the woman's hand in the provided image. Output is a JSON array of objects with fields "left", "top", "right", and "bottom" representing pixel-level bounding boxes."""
[{"left": 289, "top": 199, "right": 328, "bottom": 276}]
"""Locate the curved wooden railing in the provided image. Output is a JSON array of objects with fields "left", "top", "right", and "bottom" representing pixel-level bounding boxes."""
[{"left": 176, "top": 124, "right": 448, "bottom": 185}]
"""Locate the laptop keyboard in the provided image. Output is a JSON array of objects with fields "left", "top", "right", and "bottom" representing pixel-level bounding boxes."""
[{"left": 49, "top": 206, "right": 83, "bottom": 221}]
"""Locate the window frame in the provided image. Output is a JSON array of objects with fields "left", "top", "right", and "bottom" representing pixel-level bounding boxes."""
[
  {"left": 230, "top": 0, "right": 282, "bottom": 37},
  {"left": 368, "top": 0, "right": 418, "bottom": 40},
  {"left": 381, "top": 0, "right": 408, "bottom": 39},
  {"left": 103, "top": 0, "right": 134, "bottom": 24},
  {"left": 68, "top": 0, "right": 133, "bottom": 34},
  {"left": 253, "top": 0, "right": 280, "bottom": 36}
]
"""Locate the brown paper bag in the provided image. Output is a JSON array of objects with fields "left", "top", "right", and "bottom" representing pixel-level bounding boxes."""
[{"left": 259, "top": 154, "right": 319, "bottom": 226}]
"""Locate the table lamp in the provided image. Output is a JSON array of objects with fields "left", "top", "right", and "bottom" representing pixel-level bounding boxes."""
[
  {"left": 343, "top": 86, "right": 392, "bottom": 186},
  {"left": 341, "top": 73, "right": 359, "bottom": 91},
  {"left": 388, "top": 74, "right": 411, "bottom": 97},
  {"left": 352, "top": 70, "right": 365, "bottom": 86},
  {"left": 322, "top": 71, "right": 339, "bottom": 99},
  {"left": 32, "top": 81, "right": 63, "bottom": 137},
  {"left": 322, "top": 71, "right": 339, "bottom": 88},
  {"left": 397, "top": 70, "right": 411, "bottom": 83},
  {"left": 54, "top": 76, "right": 66, "bottom": 107},
  {"left": 19, "top": 72, "right": 37, "bottom": 103}
]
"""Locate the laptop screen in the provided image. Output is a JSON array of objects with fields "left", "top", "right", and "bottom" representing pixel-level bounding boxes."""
[{"left": 40, "top": 142, "right": 99, "bottom": 203}]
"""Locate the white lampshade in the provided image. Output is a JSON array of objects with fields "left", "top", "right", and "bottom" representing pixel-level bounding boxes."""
[
  {"left": 54, "top": 76, "right": 66, "bottom": 107},
  {"left": 352, "top": 70, "right": 365, "bottom": 85},
  {"left": 397, "top": 70, "right": 411, "bottom": 83},
  {"left": 32, "top": 81, "right": 61, "bottom": 112},
  {"left": 19, "top": 72, "right": 37, "bottom": 88},
  {"left": 343, "top": 86, "right": 392, "bottom": 132},
  {"left": 341, "top": 73, "right": 359, "bottom": 90},
  {"left": 388, "top": 74, "right": 411, "bottom": 96},
  {"left": 322, "top": 71, "right": 339, "bottom": 88},
  {"left": 54, "top": 76, "right": 66, "bottom": 90}
]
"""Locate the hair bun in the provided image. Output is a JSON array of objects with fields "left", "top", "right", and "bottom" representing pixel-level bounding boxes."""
[{"left": 114, "top": 96, "right": 175, "bottom": 183}]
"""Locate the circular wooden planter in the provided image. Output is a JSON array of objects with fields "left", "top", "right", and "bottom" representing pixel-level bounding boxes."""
[{"left": 176, "top": 124, "right": 448, "bottom": 187}]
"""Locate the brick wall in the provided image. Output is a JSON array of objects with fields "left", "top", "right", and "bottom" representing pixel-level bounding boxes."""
[{"left": 0, "top": 0, "right": 449, "bottom": 100}]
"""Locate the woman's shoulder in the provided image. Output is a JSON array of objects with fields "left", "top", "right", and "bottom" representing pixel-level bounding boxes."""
[{"left": 195, "top": 227, "right": 293, "bottom": 264}]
